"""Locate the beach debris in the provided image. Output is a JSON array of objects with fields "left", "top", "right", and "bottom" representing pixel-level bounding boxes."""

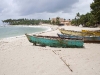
[
  {"left": 52, "top": 50, "right": 57, "bottom": 54},
  {"left": 60, "top": 57, "right": 73, "bottom": 72},
  {"left": 52, "top": 50, "right": 73, "bottom": 72}
]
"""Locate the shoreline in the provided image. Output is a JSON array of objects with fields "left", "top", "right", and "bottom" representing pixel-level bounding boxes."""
[
  {"left": 0, "top": 25, "right": 52, "bottom": 40},
  {"left": 0, "top": 25, "right": 100, "bottom": 75}
]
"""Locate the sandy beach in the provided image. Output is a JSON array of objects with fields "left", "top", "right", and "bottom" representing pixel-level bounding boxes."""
[{"left": 0, "top": 25, "right": 100, "bottom": 75}]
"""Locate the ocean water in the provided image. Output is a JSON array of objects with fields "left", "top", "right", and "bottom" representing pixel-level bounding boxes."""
[{"left": 0, "top": 25, "right": 50, "bottom": 39}]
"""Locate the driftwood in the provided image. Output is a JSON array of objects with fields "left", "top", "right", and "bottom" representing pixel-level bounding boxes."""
[
  {"left": 52, "top": 50, "right": 73, "bottom": 72},
  {"left": 52, "top": 50, "right": 57, "bottom": 54},
  {"left": 60, "top": 57, "right": 73, "bottom": 72}
]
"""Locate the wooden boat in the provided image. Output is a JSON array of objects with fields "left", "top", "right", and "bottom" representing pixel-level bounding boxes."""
[
  {"left": 83, "top": 36, "right": 100, "bottom": 43},
  {"left": 60, "top": 29, "right": 100, "bottom": 36},
  {"left": 57, "top": 33, "right": 100, "bottom": 43},
  {"left": 25, "top": 34, "right": 84, "bottom": 48},
  {"left": 59, "top": 29, "right": 82, "bottom": 36},
  {"left": 57, "top": 33, "right": 83, "bottom": 40},
  {"left": 82, "top": 30, "right": 100, "bottom": 36}
]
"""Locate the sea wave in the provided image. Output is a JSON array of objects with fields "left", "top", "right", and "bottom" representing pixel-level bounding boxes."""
[{"left": 0, "top": 25, "right": 51, "bottom": 39}]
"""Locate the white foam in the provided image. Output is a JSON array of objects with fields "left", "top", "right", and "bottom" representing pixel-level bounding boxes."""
[{"left": 0, "top": 25, "right": 51, "bottom": 41}]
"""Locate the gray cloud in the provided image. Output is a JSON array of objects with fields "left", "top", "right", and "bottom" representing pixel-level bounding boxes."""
[
  {"left": 0, "top": 0, "right": 93, "bottom": 24},
  {"left": 14, "top": 0, "right": 79, "bottom": 15},
  {"left": 0, "top": 0, "right": 8, "bottom": 13}
]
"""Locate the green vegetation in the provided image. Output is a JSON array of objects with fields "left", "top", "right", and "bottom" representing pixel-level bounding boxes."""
[
  {"left": 51, "top": 17, "right": 66, "bottom": 25},
  {"left": 51, "top": 17, "right": 60, "bottom": 25},
  {"left": 71, "top": 0, "right": 100, "bottom": 27},
  {"left": 56, "top": 17, "right": 60, "bottom": 25},
  {"left": 52, "top": 20, "right": 56, "bottom": 25},
  {"left": 71, "top": 12, "right": 95, "bottom": 27},
  {"left": 2, "top": 17, "right": 61, "bottom": 25},
  {"left": 2, "top": 18, "right": 51, "bottom": 25},
  {"left": 90, "top": 0, "right": 100, "bottom": 24}
]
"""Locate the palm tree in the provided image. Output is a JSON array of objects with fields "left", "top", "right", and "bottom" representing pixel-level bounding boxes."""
[
  {"left": 75, "top": 12, "right": 80, "bottom": 25},
  {"left": 56, "top": 17, "right": 60, "bottom": 25}
]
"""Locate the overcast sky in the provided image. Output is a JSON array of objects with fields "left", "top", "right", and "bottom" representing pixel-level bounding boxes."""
[{"left": 0, "top": 0, "right": 93, "bottom": 24}]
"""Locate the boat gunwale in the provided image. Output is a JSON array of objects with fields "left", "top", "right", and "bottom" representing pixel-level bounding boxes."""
[
  {"left": 57, "top": 33, "right": 100, "bottom": 43},
  {"left": 32, "top": 34, "right": 83, "bottom": 41}
]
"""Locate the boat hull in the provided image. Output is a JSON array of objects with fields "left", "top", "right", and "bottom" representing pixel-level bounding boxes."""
[
  {"left": 84, "top": 36, "right": 100, "bottom": 43},
  {"left": 25, "top": 34, "right": 84, "bottom": 48},
  {"left": 60, "top": 29, "right": 100, "bottom": 36},
  {"left": 59, "top": 29, "right": 82, "bottom": 36},
  {"left": 57, "top": 33, "right": 100, "bottom": 43},
  {"left": 82, "top": 30, "right": 100, "bottom": 36}
]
